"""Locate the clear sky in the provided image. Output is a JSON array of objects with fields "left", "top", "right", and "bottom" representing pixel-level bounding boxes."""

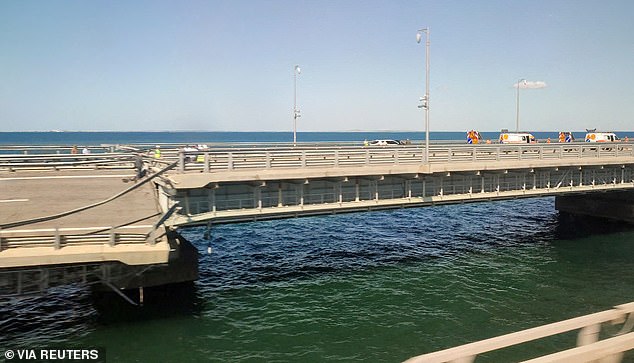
[{"left": 1, "top": 0, "right": 633, "bottom": 132}]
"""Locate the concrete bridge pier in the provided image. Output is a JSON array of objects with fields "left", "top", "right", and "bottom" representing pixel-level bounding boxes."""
[
  {"left": 94, "top": 230, "right": 198, "bottom": 294},
  {"left": 555, "top": 191, "right": 634, "bottom": 224}
]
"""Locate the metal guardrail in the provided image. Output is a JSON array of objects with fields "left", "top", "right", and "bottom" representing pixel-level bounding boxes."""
[
  {"left": 165, "top": 143, "right": 634, "bottom": 173},
  {"left": 0, "top": 152, "right": 137, "bottom": 171},
  {"left": 2, "top": 143, "right": 631, "bottom": 173},
  {"left": 404, "top": 301, "right": 634, "bottom": 363},
  {"left": 0, "top": 145, "right": 114, "bottom": 155}
]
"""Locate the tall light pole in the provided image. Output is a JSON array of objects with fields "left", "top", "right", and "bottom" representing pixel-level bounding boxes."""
[
  {"left": 293, "top": 65, "right": 301, "bottom": 146},
  {"left": 416, "top": 28, "right": 430, "bottom": 163},
  {"left": 515, "top": 78, "right": 526, "bottom": 132}
]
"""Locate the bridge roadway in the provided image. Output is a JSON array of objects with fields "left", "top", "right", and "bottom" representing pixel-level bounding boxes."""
[
  {"left": 0, "top": 165, "right": 170, "bottom": 269},
  {"left": 150, "top": 142, "right": 634, "bottom": 227}
]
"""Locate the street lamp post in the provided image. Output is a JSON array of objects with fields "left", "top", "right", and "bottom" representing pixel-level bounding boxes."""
[
  {"left": 515, "top": 78, "right": 526, "bottom": 132},
  {"left": 416, "top": 28, "right": 430, "bottom": 163},
  {"left": 293, "top": 65, "right": 301, "bottom": 146}
]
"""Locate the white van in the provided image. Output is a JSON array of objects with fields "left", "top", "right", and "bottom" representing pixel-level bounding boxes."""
[
  {"left": 499, "top": 132, "right": 536, "bottom": 144},
  {"left": 585, "top": 132, "right": 619, "bottom": 142}
]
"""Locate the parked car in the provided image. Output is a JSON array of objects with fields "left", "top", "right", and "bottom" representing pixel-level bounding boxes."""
[{"left": 369, "top": 139, "right": 400, "bottom": 146}]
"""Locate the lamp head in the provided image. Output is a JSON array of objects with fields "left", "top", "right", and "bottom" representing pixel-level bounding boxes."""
[{"left": 416, "top": 28, "right": 428, "bottom": 43}]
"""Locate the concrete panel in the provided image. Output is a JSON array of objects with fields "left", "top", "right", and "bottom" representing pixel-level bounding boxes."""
[{"left": 555, "top": 191, "right": 634, "bottom": 223}]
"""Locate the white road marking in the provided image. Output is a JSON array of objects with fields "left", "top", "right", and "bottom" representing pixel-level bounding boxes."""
[{"left": 0, "top": 199, "right": 29, "bottom": 203}]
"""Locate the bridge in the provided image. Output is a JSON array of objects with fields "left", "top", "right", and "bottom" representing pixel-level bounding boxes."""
[
  {"left": 1, "top": 141, "right": 634, "bottom": 359},
  {"left": 2, "top": 141, "right": 634, "bottom": 280},
  {"left": 151, "top": 141, "right": 634, "bottom": 227},
  {"left": 0, "top": 149, "right": 195, "bottom": 301}
]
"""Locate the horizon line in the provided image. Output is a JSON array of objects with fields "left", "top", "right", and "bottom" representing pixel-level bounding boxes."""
[{"left": 2, "top": 129, "right": 632, "bottom": 133}]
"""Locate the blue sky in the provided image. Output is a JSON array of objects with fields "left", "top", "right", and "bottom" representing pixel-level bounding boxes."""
[{"left": 1, "top": 0, "right": 633, "bottom": 132}]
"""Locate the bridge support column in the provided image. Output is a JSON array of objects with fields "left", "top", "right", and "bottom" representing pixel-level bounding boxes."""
[
  {"left": 372, "top": 180, "right": 379, "bottom": 200},
  {"left": 211, "top": 188, "right": 216, "bottom": 213},
  {"left": 184, "top": 190, "right": 190, "bottom": 215},
  {"left": 278, "top": 183, "right": 283, "bottom": 207},
  {"left": 439, "top": 176, "right": 444, "bottom": 197},
  {"left": 579, "top": 169, "right": 583, "bottom": 187},
  {"left": 298, "top": 183, "right": 304, "bottom": 206},
  {"left": 256, "top": 186, "right": 262, "bottom": 210},
  {"left": 555, "top": 191, "right": 634, "bottom": 223}
]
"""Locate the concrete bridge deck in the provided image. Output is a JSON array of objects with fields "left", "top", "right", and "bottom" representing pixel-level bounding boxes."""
[
  {"left": 0, "top": 167, "right": 170, "bottom": 268},
  {"left": 164, "top": 155, "right": 634, "bottom": 188},
  {"left": 145, "top": 142, "right": 634, "bottom": 226}
]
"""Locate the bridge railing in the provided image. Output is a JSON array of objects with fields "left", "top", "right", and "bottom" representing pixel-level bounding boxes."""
[
  {"left": 404, "top": 301, "right": 634, "bottom": 363},
  {"left": 0, "top": 153, "right": 137, "bottom": 171},
  {"left": 167, "top": 143, "right": 634, "bottom": 173},
  {"left": 0, "top": 145, "right": 114, "bottom": 155},
  {"left": 0, "top": 226, "right": 153, "bottom": 251}
]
